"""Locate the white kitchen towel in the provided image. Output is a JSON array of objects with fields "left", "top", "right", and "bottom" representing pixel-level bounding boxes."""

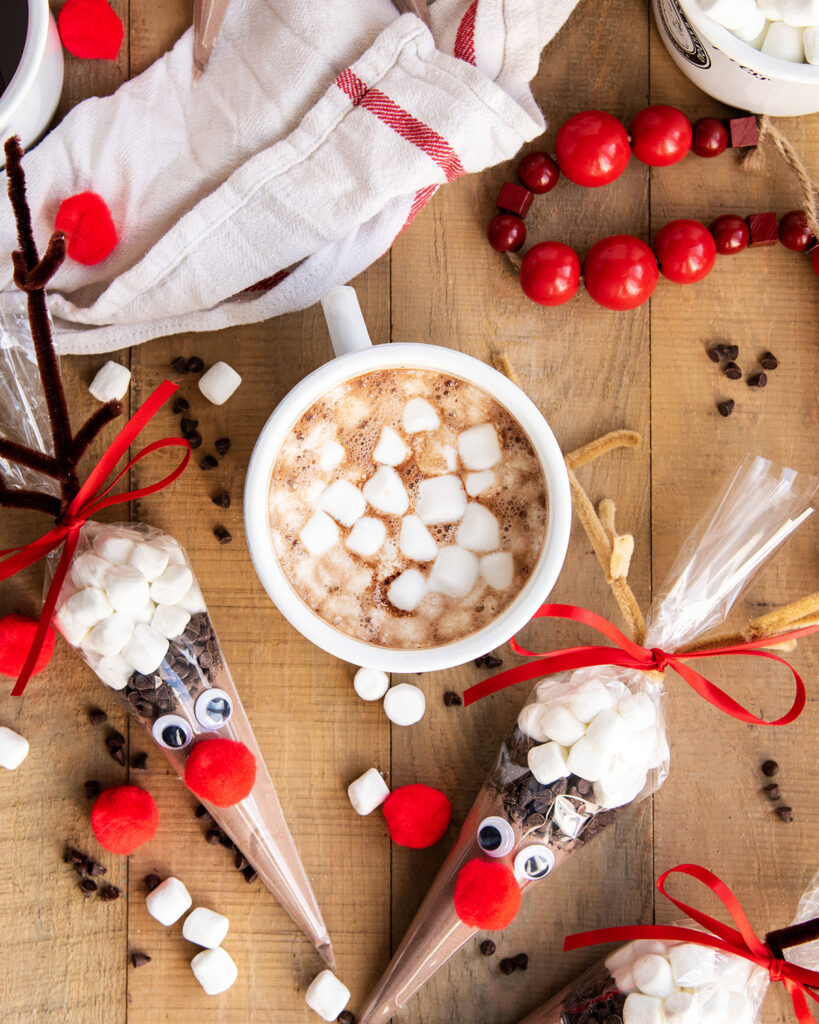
[{"left": 0, "top": 0, "right": 580, "bottom": 354}]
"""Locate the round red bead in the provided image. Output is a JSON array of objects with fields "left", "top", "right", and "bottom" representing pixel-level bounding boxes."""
[
  {"left": 520, "top": 241, "right": 581, "bottom": 306},
  {"left": 487, "top": 214, "right": 526, "bottom": 253},
  {"left": 779, "top": 210, "right": 814, "bottom": 253},
  {"left": 629, "top": 106, "right": 692, "bottom": 167},
  {"left": 554, "top": 111, "right": 630, "bottom": 188},
  {"left": 709, "top": 214, "right": 749, "bottom": 255},
  {"left": 654, "top": 219, "right": 717, "bottom": 283},
  {"left": 583, "top": 235, "right": 658, "bottom": 311},
  {"left": 518, "top": 152, "right": 560, "bottom": 194},
  {"left": 691, "top": 117, "right": 728, "bottom": 158}
]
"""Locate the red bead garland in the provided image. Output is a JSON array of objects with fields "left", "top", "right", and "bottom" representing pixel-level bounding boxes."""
[{"left": 487, "top": 106, "right": 818, "bottom": 309}]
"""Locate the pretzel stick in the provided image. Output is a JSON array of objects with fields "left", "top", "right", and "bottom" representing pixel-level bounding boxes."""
[{"left": 678, "top": 593, "right": 819, "bottom": 655}]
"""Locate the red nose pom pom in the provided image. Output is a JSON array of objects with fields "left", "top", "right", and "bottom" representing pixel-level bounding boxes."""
[
  {"left": 0, "top": 614, "right": 55, "bottom": 678},
  {"left": 382, "top": 784, "right": 452, "bottom": 849},
  {"left": 57, "top": 0, "right": 124, "bottom": 60},
  {"left": 55, "top": 192, "right": 118, "bottom": 265},
  {"left": 184, "top": 737, "right": 256, "bottom": 807},
  {"left": 91, "top": 786, "right": 159, "bottom": 855},
  {"left": 453, "top": 858, "right": 521, "bottom": 930}
]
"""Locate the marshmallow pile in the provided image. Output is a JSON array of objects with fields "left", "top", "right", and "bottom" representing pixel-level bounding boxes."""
[
  {"left": 696, "top": 0, "right": 819, "bottom": 63},
  {"left": 54, "top": 524, "right": 206, "bottom": 690},
  {"left": 518, "top": 671, "right": 667, "bottom": 824},
  {"left": 352, "top": 668, "right": 427, "bottom": 728},
  {"left": 298, "top": 413, "right": 514, "bottom": 611},
  {"left": 145, "top": 876, "right": 237, "bottom": 995},
  {"left": 606, "top": 937, "right": 766, "bottom": 1024}
]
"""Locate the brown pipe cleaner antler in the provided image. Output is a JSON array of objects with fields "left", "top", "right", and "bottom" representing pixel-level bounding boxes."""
[{"left": 0, "top": 137, "right": 123, "bottom": 519}]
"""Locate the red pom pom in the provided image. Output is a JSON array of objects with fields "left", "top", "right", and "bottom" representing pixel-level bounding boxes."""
[
  {"left": 453, "top": 858, "right": 522, "bottom": 930},
  {"left": 0, "top": 614, "right": 55, "bottom": 678},
  {"left": 91, "top": 785, "right": 159, "bottom": 855},
  {"left": 382, "top": 784, "right": 452, "bottom": 849},
  {"left": 57, "top": 0, "right": 124, "bottom": 60},
  {"left": 55, "top": 192, "right": 118, "bottom": 265},
  {"left": 184, "top": 738, "right": 256, "bottom": 807}
]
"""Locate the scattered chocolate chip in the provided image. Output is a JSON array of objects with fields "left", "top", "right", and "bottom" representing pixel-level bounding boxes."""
[
  {"left": 84, "top": 779, "right": 101, "bottom": 799},
  {"left": 88, "top": 708, "right": 108, "bottom": 726},
  {"left": 64, "top": 846, "right": 86, "bottom": 867},
  {"left": 172, "top": 396, "right": 190, "bottom": 414},
  {"left": 131, "top": 952, "right": 152, "bottom": 968},
  {"left": 214, "top": 437, "right": 231, "bottom": 456},
  {"left": 480, "top": 939, "right": 496, "bottom": 956},
  {"left": 101, "top": 884, "right": 120, "bottom": 901},
  {"left": 187, "top": 430, "right": 202, "bottom": 449},
  {"left": 144, "top": 873, "right": 161, "bottom": 892},
  {"left": 499, "top": 958, "right": 516, "bottom": 975},
  {"left": 109, "top": 746, "right": 126, "bottom": 766},
  {"left": 219, "top": 832, "right": 235, "bottom": 850},
  {"left": 511, "top": 953, "right": 529, "bottom": 971},
  {"left": 717, "top": 399, "right": 735, "bottom": 417},
  {"left": 180, "top": 417, "right": 199, "bottom": 436},
  {"left": 170, "top": 356, "right": 188, "bottom": 374},
  {"left": 72, "top": 860, "right": 88, "bottom": 877},
  {"left": 131, "top": 751, "right": 148, "bottom": 772},
  {"left": 443, "top": 690, "right": 462, "bottom": 706},
  {"left": 760, "top": 352, "right": 778, "bottom": 371},
  {"left": 186, "top": 357, "right": 204, "bottom": 373},
  {"left": 747, "top": 372, "right": 767, "bottom": 388},
  {"left": 337, "top": 1013, "right": 356, "bottom": 1024},
  {"left": 242, "top": 865, "right": 258, "bottom": 884},
  {"left": 776, "top": 805, "right": 794, "bottom": 823},
  {"left": 194, "top": 803, "right": 209, "bottom": 819},
  {"left": 234, "top": 851, "right": 248, "bottom": 871},
  {"left": 723, "top": 362, "right": 742, "bottom": 380},
  {"left": 484, "top": 655, "right": 503, "bottom": 669},
  {"left": 706, "top": 347, "right": 721, "bottom": 363},
  {"left": 212, "top": 491, "right": 231, "bottom": 509},
  {"left": 761, "top": 759, "right": 779, "bottom": 777},
  {"left": 214, "top": 526, "right": 232, "bottom": 544},
  {"left": 88, "top": 861, "right": 107, "bottom": 877},
  {"left": 206, "top": 829, "right": 222, "bottom": 845},
  {"left": 106, "top": 729, "right": 125, "bottom": 749},
  {"left": 719, "top": 344, "right": 739, "bottom": 361},
  {"left": 201, "top": 454, "right": 218, "bottom": 470},
  {"left": 763, "top": 783, "right": 780, "bottom": 800},
  {"left": 473, "top": 656, "right": 486, "bottom": 668},
  {"left": 80, "top": 878, "right": 98, "bottom": 897}
]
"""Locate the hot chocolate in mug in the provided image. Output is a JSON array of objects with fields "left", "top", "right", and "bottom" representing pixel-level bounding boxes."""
[{"left": 244, "top": 287, "right": 571, "bottom": 672}]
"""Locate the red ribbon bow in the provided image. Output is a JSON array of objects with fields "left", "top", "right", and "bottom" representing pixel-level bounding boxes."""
[
  {"left": 463, "top": 604, "right": 819, "bottom": 726},
  {"left": 563, "top": 864, "right": 819, "bottom": 1024},
  {"left": 0, "top": 380, "right": 189, "bottom": 695}
]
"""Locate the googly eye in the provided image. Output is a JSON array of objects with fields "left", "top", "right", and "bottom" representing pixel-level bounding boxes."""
[
  {"left": 513, "top": 844, "right": 555, "bottom": 881},
  {"left": 194, "top": 688, "right": 233, "bottom": 730},
  {"left": 476, "top": 816, "right": 515, "bottom": 858},
  {"left": 152, "top": 714, "right": 193, "bottom": 750}
]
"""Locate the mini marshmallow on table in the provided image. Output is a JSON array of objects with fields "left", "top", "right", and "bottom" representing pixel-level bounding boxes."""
[
  {"left": 305, "top": 969, "right": 351, "bottom": 1022},
  {"left": 183, "top": 907, "right": 230, "bottom": 949},
  {"left": 198, "top": 361, "right": 242, "bottom": 406},
  {"left": 191, "top": 947, "right": 238, "bottom": 995},
  {"left": 347, "top": 767, "right": 391, "bottom": 815},
  {"left": 145, "top": 876, "right": 192, "bottom": 926},
  {"left": 383, "top": 683, "right": 426, "bottom": 726},
  {"left": 89, "top": 361, "right": 131, "bottom": 402},
  {"left": 353, "top": 667, "right": 390, "bottom": 701},
  {"left": 0, "top": 725, "right": 29, "bottom": 770}
]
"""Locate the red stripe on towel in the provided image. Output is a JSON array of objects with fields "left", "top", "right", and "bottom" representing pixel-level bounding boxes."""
[{"left": 454, "top": 0, "right": 478, "bottom": 65}]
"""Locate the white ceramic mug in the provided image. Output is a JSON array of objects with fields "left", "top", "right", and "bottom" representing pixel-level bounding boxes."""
[
  {"left": 0, "top": 0, "right": 64, "bottom": 149},
  {"left": 244, "top": 287, "right": 572, "bottom": 673},
  {"left": 652, "top": 0, "right": 819, "bottom": 116}
]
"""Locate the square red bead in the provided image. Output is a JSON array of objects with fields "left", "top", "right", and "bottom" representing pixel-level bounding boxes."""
[
  {"left": 729, "top": 115, "right": 759, "bottom": 148},
  {"left": 747, "top": 212, "right": 779, "bottom": 247},
  {"left": 497, "top": 182, "right": 534, "bottom": 218}
]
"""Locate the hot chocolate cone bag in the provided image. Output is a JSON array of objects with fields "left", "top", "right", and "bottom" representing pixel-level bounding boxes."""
[
  {"left": 355, "top": 457, "right": 817, "bottom": 1024},
  {"left": 0, "top": 138, "right": 334, "bottom": 966},
  {"left": 518, "top": 865, "right": 819, "bottom": 1024}
]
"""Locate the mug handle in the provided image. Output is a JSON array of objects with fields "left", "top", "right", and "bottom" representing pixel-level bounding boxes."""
[{"left": 321, "top": 286, "right": 373, "bottom": 356}]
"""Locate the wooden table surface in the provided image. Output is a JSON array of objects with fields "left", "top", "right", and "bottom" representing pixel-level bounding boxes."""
[{"left": 1, "top": 2, "right": 817, "bottom": 1022}]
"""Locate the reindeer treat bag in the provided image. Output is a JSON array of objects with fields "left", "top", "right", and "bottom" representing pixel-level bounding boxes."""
[
  {"left": 355, "top": 456, "right": 817, "bottom": 1024},
  {"left": 0, "top": 138, "right": 334, "bottom": 967}
]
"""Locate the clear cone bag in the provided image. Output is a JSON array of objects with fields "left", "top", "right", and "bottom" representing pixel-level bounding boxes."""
[
  {"left": 46, "top": 518, "right": 335, "bottom": 967},
  {"left": 356, "top": 457, "right": 817, "bottom": 1024}
]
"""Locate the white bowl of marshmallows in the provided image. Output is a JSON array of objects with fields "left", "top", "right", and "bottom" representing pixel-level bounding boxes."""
[{"left": 652, "top": 0, "right": 819, "bottom": 115}]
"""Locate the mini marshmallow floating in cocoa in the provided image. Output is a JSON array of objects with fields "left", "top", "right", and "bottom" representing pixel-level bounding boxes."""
[
  {"left": 0, "top": 136, "right": 335, "bottom": 968},
  {"left": 354, "top": 437, "right": 819, "bottom": 1024}
]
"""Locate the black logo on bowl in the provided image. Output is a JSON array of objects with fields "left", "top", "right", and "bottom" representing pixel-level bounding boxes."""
[{"left": 656, "top": 0, "right": 711, "bottom": 68}]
